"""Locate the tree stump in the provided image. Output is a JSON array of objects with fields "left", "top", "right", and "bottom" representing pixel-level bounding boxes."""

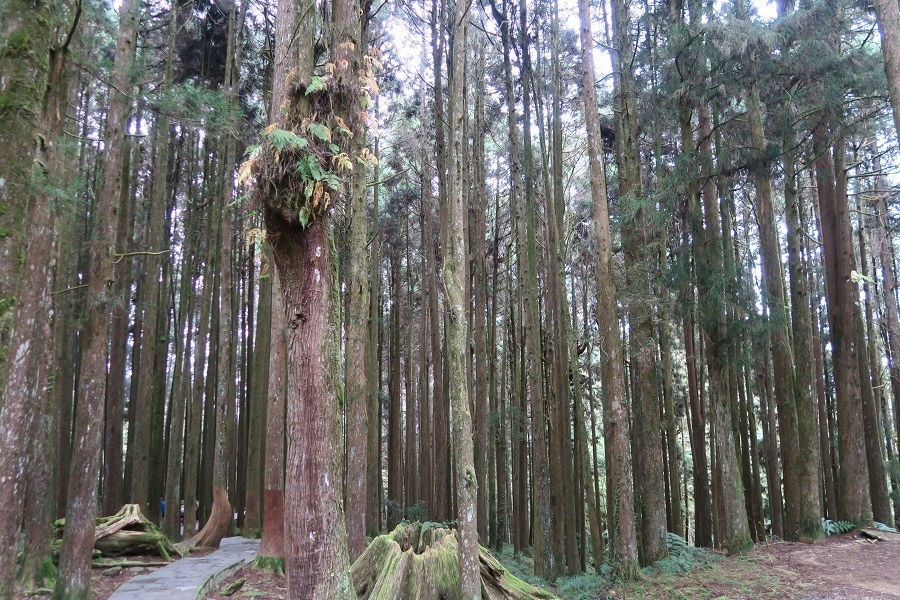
[
  {"left": 350, "top": 522, "right": 557, "bottom": 599},
  {"left": 52, "top": 504, "right": 180, "bottom": 561}
]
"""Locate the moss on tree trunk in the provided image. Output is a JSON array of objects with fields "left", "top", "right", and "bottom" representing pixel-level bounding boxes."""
[{"left": 350, "top": 523, "right": 558, "bottom": 599}]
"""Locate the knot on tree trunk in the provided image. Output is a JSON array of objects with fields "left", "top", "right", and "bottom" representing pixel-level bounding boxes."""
[{"left": 350, "top": 522, "right": 558, "bottom": 599}]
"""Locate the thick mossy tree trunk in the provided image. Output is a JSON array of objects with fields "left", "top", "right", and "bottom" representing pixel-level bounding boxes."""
[{"left": 350, "top": 523, "right": 557, "bottom": 600}]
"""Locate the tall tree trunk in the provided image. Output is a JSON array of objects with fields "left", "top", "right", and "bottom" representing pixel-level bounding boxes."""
[
  {"left": 814, "top": 124, "right": 873, "bottom": 526},
  {"left": 429, "top": 0, "right": 449, "bottom": 523},
  {"left": 747, "top": 91, "right": 803, "bottom": 540},
  {"left": 54, "top": 0, "right": 138, "bottom": 595},
  {"left": 444, "top": 0, "right": 478, "bottom": 592},
  {"left": 518, "top": 0, "right": 555, "bottom": 580},
  {"left": 258, "top": 267, "right": 286, "bottom": 560},
  {"left": 188, "top": 0, "right": 247, "bottom": 547},
  {"left": 696, "top": 102, "right": 752, "bottom": 554},
  {"left": 262, "top": 0, "right": 353, "bottom": 594},
  {"left": 0, "top": 4, "right": 65, "bottom": 590},
  {"left": 334, "top": 0, "right": 370, "bottom": 559},
  {"left": 856, "top": 192, "right": 894, "bottom": 526},
  {"left": 613, "top": 0, "right": 666, "bottom": 565},
  {"left": 577, "top": 0, "right": 639, "bottom": 577},
  {"left": 387, "top": 256, "right": 403, "bottom": 528},
  {"left": 0, "top": 0, "right": 53, "bottom": 387},
  {"left": 244, "top": 247, "right": 272, "bottom": 536},
  {"left": 367, "top": 126, "right": 382, "bottom": 536},
  {"left": 471, "top": 37, "right": 490, "bottom": 546},
  {"left": 871, "top": 153, "right": 900, "bottom": 487}
]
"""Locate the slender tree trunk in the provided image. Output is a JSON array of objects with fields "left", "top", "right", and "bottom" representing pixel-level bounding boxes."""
[
  {"left": 696, "top": 102, "right": 752, "bottom": 554},
  {"left": 367, "top": 128, "right": 382, "bottom": 536},
  {"left": 444, "top": 1, "right": 478, "bottom": 592},
  {"left": 747, "top": 92, "right": 803, "bottom": 540},
  {"left": 387, "top": 256, "right": 403, "bottom": 528},
  {"left": 244, "top": 248, "right": 272, "bottom": 536},
  {"left": 814, "top": 124, "right": 873, "bottom": 526},
  {"left": 578, "top": 0, "right": 639, "bottom": 577},
  {"left": 856, "top": 198, "right": 894, "bottom": 526},
  {"left": 258, "top": 267, "right": 286, "bottom": 560},
  {"left": 871, "top": 154, "right": 900, "bottom": 485},
  {"left": 429, "top": 0, "right": 449, "bottom": 523},
  {"left": 334, "top": 0, "right": 370, "bottom": 559},
  {"left": 517, "top": 0, "right": 555, "bottom": 580},
  {"left": 54, "top": 0, "right": 138, "bottom": 595}
]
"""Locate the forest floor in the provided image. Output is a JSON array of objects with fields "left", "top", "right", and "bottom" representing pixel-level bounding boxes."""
[
  {"left": 610, "top": 531, "right": 900, "bottom": 600},
  {"left": 198, "top": 529, "right": 900, "bottom": 599},
  {"left": 22, "top": 529, "right": 898, "bottom": 598}
]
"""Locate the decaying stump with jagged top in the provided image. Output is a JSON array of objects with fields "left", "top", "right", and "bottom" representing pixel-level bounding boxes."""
[
  {"left": 350, "top": 522, "right": 557, "bottom": 599},
  {"left": 52, "top": 504, "right": 181, "bottom": 562}
]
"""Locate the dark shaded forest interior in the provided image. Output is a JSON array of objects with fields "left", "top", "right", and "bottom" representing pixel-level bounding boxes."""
[{"left": 2, "top": 0, "right": 900, "bottom": 597}]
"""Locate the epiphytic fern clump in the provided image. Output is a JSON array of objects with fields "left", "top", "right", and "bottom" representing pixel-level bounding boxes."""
[{"left": 243, "top": 51, "right": 379, "bottom": 228}]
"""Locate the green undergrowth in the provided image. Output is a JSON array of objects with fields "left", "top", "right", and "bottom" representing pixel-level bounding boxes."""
[
  {"left": 494, "top": 545, "right": 605, "bottom": 600},
  {"left": 642, "top": 532, "right": 721, "bottom": 576},
  {"left": 494, "top": 533, "right": 720, "bottom": 600},
  {"left": 615, "top": 553, "right": 799, "bottom": 600}
]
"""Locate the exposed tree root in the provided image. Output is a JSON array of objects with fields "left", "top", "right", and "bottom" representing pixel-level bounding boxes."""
[
  {"left": 52, "top": 504, "right": 181, "bottom": 561},
  {"left": 178, "top": 486, "right": 231, "bottom": 552},
  {"left": 350, "top": 522, "right": 557, "bottom": 599}
]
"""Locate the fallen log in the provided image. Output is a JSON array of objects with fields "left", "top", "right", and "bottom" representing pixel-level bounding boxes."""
[
  {"left": 350, "top": 522, "right": 557, "bottom": 599},
  {"left": 53, "top": 504, "right": 181, "bottom": 561}
]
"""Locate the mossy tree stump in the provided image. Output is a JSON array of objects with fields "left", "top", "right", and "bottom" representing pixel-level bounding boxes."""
[
  {"left": 52, "top": 504, "right": 181, "bottom": 561},
  {"left": 350, "top": 523, "right": 557, "bottom": 599}
]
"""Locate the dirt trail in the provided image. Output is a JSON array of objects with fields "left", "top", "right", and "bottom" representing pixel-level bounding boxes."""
[
  {"left": 615, "top": 530, "right": 900, "bottom": 600},
  {"left": 760, "top": 531, "right": 900, "bottom": 599}
]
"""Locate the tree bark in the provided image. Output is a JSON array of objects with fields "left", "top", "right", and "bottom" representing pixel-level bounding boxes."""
[
  {"left": 813, "top": 124, "right": 873, "bottom": 526},
  {"left": 53, "top": 0, "right": 138, "bottom": 595},
  {"left": 578, "top": 0, "right": 640, "bottom": 577},
  {"left": 333, "top": 0, "right": 370, "bottom": 559},
  {"left": 0, "top": 3, "right": 62, "bottom": 590},
  {"left": 0, "top": 0, "right": 53, "bottom": 389},
  {"left": 747, "top": 92, "right": 804, "bottom": 540},
  {"left": 444, "top": 1, "right": 478, "bottom": 593},
  {"left": 258, "top": 267, "right": 286, "bottom": 560},
  {"left": 696, "top": 102, "right": 752, "bottom": 554},
  {"left": 518, "top": 0, "right": 555, "bottom": 580}
]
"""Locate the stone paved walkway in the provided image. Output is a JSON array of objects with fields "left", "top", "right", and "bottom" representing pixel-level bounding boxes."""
[{"left": 108, "top": 537, "right": 259, "bottom": 600}]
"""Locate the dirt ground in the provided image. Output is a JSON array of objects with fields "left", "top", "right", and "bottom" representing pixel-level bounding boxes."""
[
  {"left": 615, "top": 531, "right": 900, "bottom": 600},
  {"left": 206, "top": 566, "right": 287, "bottom": 599}
]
